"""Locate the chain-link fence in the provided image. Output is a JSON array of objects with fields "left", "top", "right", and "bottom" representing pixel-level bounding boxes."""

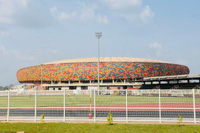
[{"left": 0, "top": 89, "right": 199, "bottom": 123}]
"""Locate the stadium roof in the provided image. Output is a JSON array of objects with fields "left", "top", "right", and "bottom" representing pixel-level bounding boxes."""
[
  {"left": 141, "top": 74, "right": 200, "bottom": 81},
  {"left": 44, "top": 57, "right": 169, "bottom": 64}
]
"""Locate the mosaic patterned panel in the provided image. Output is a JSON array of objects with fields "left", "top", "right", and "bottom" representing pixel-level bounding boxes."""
[{"left": 17, "top": 62, "right": 190, "bottom": 82}]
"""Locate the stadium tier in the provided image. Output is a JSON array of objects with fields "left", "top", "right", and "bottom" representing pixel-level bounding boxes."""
[{"left": 17, "top": 57, "right": 189, "bottom": 84}]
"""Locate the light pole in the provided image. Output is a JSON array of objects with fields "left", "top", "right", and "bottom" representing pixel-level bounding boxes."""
[
  {"left": 94, "top": 32, "right": 102, "bottom": 122},
  {"left": 95, "top": 32, "right": 102, "bottom": 91},
  {"left": 40, "top": 64, "right": 43, "bottom": 89}
]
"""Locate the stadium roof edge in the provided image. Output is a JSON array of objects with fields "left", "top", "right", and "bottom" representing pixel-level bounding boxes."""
[
  {"left": 142, "top": 74, "right": 200, "bottom": 81},
  {"left": 43, "top": 57, "right": 169, "bottom": 65}
]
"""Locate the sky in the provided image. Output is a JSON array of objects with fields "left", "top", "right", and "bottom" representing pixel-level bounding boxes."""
[{"left": 0, "top": 0, "right": 200, "bottom": 86}]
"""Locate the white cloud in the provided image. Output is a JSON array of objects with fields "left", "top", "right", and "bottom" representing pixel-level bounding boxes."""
[
  {"left": 79, "top": 5, "right": 109, "bottom": 24},
  {"left": 0, "top": 31, "right": 10, "bottom": 37},
  {"left": 80, "top": 5, "right": 96, "bottom": 20},
  {"left": 0, "top": 0, "right": 29, "bottom": 24},
  {"left": 50, "top": 7, "right": 76, "bottom": 21},
  {"left": 11, "top": 50, "right": 36, "bottom": 61},
  {"left": 0, "top": 45, "right": 7, "bottom": 55},
  {"left": 50, "top": 5, "right": 109, "bottom": 24},
  {"left": 99, "top": 0, "right": 154, "bottom": 22},
  {"left": 0, "top": 45, "right": 36, "bottom": 61},
  {"left": 140, "top": 6, "right": 154, "bottom": 22},
  {"left": 150, "top": 42, "right": 162, "bottom": 57},
  {"left": 0, "top": 0, "right": 14, "bottom": 24},
  {"left": 100, "top": 0, "right": 141, "bottom": 9},
  {"left": 16, "top": 0, "right": 29, "bottom": 7},
  {"left": 50, "top": 7, "right": 58, "bottom": 18},
  {"left": 0, "top": 45, "right": 64, "bottom": 63},
  {"left": 150, "top": 42, "right": 162, "bottom": 49},
  {"left": 0, "top": 0, "right": 54, "bottom": 28},
  {"left": 58, "top": 12, "right": 71, "bottom": 21},
  {"left": 97, "top": 15, "right": 109, "bottom": 24},
  {"left": 47, "top": 49, "right": 60, "bottom": 55}
]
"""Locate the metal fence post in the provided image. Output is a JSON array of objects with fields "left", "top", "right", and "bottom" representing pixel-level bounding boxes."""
[
  {"left": 94, "top": 88, "right": 96, "bottom": 122},
  {"left": 90, "top": 89, "right": 92, "bottom": 115},
  {"left": 63, "top": 89, "right": 66, "bottom": 122},
  {"left": 159, "top": 89, "right": 161, "bottom": 123},
  {"left": 126, "top": 89, "right": 128, "bottom": 122},
  {"left": 7, "top": 90, "right": 10, "bottom": 121},
  {"left": 34, "top": 90, "right": 37, "bottom": 121},
  {"left": 193, "top": 89, "right": 196, "bottom": 123}
]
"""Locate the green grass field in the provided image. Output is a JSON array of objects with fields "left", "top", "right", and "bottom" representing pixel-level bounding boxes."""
[
  {"left": 0, "top": 123, "right": 200, "bottom": 133},
  {"left": 0, "top": 95, "right": 199, "bottom": 107}
]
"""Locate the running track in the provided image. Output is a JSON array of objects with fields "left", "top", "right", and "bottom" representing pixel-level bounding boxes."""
[
  {"left": 7, "top": 103, "right": 200, "bottom": 111},
  {"left": 1, "top": 103, "right": 200, "bottom": 119}
]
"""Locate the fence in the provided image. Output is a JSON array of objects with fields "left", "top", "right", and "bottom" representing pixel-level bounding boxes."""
[{"left": 0, "top": 89, "right": 200, "bottom": 123}]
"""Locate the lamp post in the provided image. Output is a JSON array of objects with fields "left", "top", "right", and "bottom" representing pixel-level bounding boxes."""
[
  {"left": 40, "top": 64, "right": 43, "bottom": 89},
  {"left": 94, "top": 32, "right": 102, "bottom": 122},
  {"left": 95, "top": 32, "right": 102, "bottom": 91}
]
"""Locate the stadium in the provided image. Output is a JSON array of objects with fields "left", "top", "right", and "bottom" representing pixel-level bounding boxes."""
[
  {"left": 16, "top": 57, "right": 192, "bottom": 90},
  {"left": 1, "top": 57, "right": 199, "bottom": 123}
]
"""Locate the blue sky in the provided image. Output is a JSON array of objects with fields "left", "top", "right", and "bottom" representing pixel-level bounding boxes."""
[{"left": 0, "top": 0, "right": 200, "bottom": 86}]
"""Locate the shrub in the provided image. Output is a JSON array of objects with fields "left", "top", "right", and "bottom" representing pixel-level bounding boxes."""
[
  {"left": 107, "top": 111, "right": 113, "bottom": 125},
  {"left": 177, "top": 114, "right": 182, "bottom": 125},
  {"left": 40, "top": 113, "right": 44, "bottom": 123}
]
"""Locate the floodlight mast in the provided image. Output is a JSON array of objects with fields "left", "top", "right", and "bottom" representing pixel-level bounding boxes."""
[
  {"left": 94, "top": 32, "right": 102, "bottom": 122},
  {"left": 95, "top": 32, "right": 102, "bottom": 91},
  {"left": 40, "top": 64, "right": 43, "bottom": 90}
]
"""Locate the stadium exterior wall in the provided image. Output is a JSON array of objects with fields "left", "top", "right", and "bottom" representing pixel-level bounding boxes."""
[{"left": 17, "top": 62, "right": 189, "bottom": 83}]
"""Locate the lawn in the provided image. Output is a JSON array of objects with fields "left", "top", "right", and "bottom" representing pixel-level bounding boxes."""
[
  {"left": 0, "top": 123, "right": 200, "bottom": 133},
  {"left": 0, "top": 95, "right": 199, "bottom": 107}
]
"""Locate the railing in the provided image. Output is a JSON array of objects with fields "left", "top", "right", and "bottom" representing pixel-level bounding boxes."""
[{"left": 0, "top": 89, "right": 200, "bottom": 123}]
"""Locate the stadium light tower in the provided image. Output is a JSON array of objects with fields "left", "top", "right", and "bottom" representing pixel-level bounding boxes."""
[
  {"left": 40, "top": 64, "right": 43, "bottom": 89},
  {"left": 95, "top": 32, "right": 102, "bottom": 91}
]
